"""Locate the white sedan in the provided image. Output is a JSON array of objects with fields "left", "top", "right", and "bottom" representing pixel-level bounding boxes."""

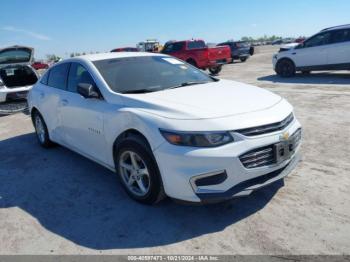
[{"left": 28, "top": 52, "right": 302, "bottom": 204}]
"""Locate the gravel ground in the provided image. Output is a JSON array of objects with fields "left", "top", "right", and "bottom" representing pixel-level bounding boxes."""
[{"left": 0, "top": 46, "right": 349, "bottom": 255}]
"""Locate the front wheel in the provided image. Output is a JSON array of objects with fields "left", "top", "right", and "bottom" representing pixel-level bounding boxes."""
[
  {"left": 115, "top": 136, "right": 165, "bottom": 205},
  {"left": 240, "top": 57, "right": 247, "bottom": 62},
  {"left": 276, "top": 59, "right": 296, "bottom": 77},
  {"left": 209, "top": 65, "right": 222, "bottom": 75}
]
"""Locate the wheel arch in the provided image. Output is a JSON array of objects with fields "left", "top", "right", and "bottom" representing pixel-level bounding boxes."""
[
  {"left": 113, "top": 128, "right": 152, "bottom": 156},
  {"left": 276, "top": 57, "right": 296, "bottom": 68},
  {"left": 30, "top": 106, "right": 40, "bottom": 125}
]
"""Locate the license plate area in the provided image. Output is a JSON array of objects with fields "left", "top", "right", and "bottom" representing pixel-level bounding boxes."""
[{"left": 274, "top": 140, "right": 296, "bottom": 164}]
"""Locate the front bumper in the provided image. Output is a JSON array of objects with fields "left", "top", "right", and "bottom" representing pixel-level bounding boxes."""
[
  {"left": 153, "top": 118, "right": 301, "bottom": 203},
  {"left": 208, "top": 58, "right": 232, "bottom": 67}
]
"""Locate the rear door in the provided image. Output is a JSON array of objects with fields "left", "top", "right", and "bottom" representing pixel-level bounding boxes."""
[
  {"left": 292, "top": 31, "right": 331, "bottom": 68},
  {"left": 327, "top": 29, "right": 350, "bottom": 66},
  {"left": 59, "top": 62, "right": 108, "bottom": 163},
  {"left": 39, "top": 62, "right": 70, "bottom": 143}
]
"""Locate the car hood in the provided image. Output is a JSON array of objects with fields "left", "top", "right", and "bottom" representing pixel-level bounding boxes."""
[
  {"left": 0, "top": 46, "right": 34, "bottom": 66},
  {"left": 279, "top": 43, "right": 300, "bottom": 52},
  {"left": 121, "top": 80, "right": 282, "bottom": 120}
]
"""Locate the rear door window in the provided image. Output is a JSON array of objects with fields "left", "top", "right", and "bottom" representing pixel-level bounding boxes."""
[
  {"left": 47, "top": 63, "right": 70, "bottom": 90},
  {"left": 330, "top": 29, "right": 350, "bottom": 44},
  {"left": 187, "top": 41, "right": 206, "bottom": 49},
  {"left": 67, "top": 63, "right": 96, "bottom": 93},
  {"left": 40, "top": 70, "right": 50, "bottom": 85}
]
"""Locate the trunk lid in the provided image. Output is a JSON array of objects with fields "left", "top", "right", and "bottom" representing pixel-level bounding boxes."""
[{"left": 0, "top": 46, "right": 34, "bottom": 66}]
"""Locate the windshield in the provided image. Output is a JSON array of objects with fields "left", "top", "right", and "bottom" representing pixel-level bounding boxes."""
[
  {"left": 93, "top": 56, "right": 214, "bottom": 94},
  {"left": 0, "top": 48, "right": 32, "bottom": 64}
]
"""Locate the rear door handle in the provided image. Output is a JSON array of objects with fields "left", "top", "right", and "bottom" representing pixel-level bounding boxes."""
[{"left": 61, "top": 99, "right": 69, "bottom": 106}]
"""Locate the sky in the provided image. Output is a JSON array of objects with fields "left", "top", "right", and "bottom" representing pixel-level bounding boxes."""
[{"left": 0, "top": 0, "right": 349, "bottom": 59}]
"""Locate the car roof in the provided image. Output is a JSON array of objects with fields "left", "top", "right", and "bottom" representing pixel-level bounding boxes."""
[
  {"left": 66, "top": 52, "right": 167, "bottom": 63},
  {"left": 321, "top": 24, "right": 350, "bottom": 32}
]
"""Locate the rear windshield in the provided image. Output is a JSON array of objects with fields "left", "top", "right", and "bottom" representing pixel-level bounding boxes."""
[
  {"left": 187, "top": 41, "right": 206, "bottom": 49},
  {"left": 0, "top": 48, "right": 32, "bottom": 64},
  {"left": 93, "top": 56, "right": 213, "bottom": 94}
]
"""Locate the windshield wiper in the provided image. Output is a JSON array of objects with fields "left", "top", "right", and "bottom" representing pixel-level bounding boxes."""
[
  {"left": 168, "top": 81, "right": 210, "bottom": 90},
  {"left": 122, "top": 89, "right": 155, "bottom": 94}
]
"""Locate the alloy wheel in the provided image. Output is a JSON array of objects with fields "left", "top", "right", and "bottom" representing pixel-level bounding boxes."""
[{"left": 119, "top": 150, "right": 151, "bottom": 197}]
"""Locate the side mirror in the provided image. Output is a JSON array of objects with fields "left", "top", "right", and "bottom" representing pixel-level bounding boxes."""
[{"left": 77, "top": 83, "right": 100, "bottom": 99}]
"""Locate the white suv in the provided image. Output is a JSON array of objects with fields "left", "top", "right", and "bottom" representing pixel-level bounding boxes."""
[
  {"left": 0, "top": 46, "right": 39, "bottom": 102},
  {"left": 28, "top": 52, "right": 302, "bottom": 204},
  {"left": 273, "top": 24, "right": 350, "bottom": 77}
]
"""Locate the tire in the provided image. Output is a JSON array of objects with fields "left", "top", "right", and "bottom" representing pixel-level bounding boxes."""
[
  {"left": 33, "top": 111, "right": 54, "bottom": 148},
  {"left": 114, "top": 135, "right": 165, "bottom": 205},
  {"left": 186, "top": 59, "right": 198, "bottom": 68},
  {"left": 276, "top": 59, "right": 296, "bottom": 77},
  {"left": 240, "top": 57, "right": 247, "bottom": 62},
  {"left": 249, "top": 47, "right": 254, "bottom": 56},
  {"left": 209, "top": 65, "right": 222, "bottom": 75}
]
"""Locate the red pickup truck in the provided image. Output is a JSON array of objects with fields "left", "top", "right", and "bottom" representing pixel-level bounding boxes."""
[{"left": 161, "top": 40, "right": 231, "bottom": 74}]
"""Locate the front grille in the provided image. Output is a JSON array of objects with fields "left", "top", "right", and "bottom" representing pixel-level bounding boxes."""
[
  {"left": 239, "top": 128, "right": 302, "bottom": 169},
  {"left": 239, "top": 145, "right": 275, "bottom": 169},
  {"left": 236, "top": 113, "right": 294, "bottom": 137}
]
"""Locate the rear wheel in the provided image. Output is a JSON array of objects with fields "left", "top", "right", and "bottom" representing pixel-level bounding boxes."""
[
  {"left": 240, "top": 57, "right": 247, "bottom": 62},
  {"left": 209, "top": 65, "right": 222, "bottom": 75},
  {"left": 115, "top": 135, "right": 165, "bottom": 205},
  {"left": 276, "top": 59, "right": 296, "bottom": 77},
  {"left": 33, "top": 112, "right": 54, "bottom": 148}
]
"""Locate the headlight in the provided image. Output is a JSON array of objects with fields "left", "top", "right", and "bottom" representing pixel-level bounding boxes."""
[{"left": 160, "top": 129, "right": 234, "bottom": 147}]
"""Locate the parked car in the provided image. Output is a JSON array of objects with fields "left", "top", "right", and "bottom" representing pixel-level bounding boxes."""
[
  {"left": 28, "top": 52, "right": 302, "bottom": 204},
  {"left": 272, "top": 39, "right": 283, "bottom": 45},
  {"left": 217, "top": 41, "right": 250, "bottom": 62},
  {"left": 273, "top": 24, "right": 350, "bottom": 77},
  {"left": 111, "top": 47, "right": 139, "bottom": 52},
  {"left": 161, "top": 40, "right": 231, "bottom": 74},
  {"left": 0, "top": 46, "right": 39, "bottom": 103},
  {"left": 32, "top": 61, "right": 49, "bottom": 70}
]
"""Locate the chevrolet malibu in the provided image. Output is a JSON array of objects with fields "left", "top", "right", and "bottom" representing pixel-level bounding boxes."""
[{"left": 28, "top": 52, "right": 302, "bottom": 204}]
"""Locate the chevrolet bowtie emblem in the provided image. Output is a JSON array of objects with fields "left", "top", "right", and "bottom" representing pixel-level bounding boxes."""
[{"left": 281, "top": 132, "right": 290, "bottom": 141}]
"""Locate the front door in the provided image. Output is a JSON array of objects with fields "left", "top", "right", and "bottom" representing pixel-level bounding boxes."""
[{"left": 58, "top": 63, "right": 108, "bottom": 164}]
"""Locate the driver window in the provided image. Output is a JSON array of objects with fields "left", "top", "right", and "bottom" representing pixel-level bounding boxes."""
[
  {"left": 67, "top": 63, "right": 96, "bottom": 93},
  {"left": 303, "top": 32, "right": 331, "bottom": 48}
]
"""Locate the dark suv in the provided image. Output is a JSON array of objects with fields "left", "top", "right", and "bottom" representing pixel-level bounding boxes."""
[{"left": 217, "top": 41, "right": 250, "bottom": 62}]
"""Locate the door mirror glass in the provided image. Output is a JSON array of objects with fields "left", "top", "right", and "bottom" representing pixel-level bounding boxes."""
[{"left": 77, "top": 83, "right": 100, "bottom": 99}]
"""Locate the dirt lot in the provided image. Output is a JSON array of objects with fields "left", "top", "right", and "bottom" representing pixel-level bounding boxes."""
[{"left": 0, "top": 46, "right": 349, "bottom": 255}]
